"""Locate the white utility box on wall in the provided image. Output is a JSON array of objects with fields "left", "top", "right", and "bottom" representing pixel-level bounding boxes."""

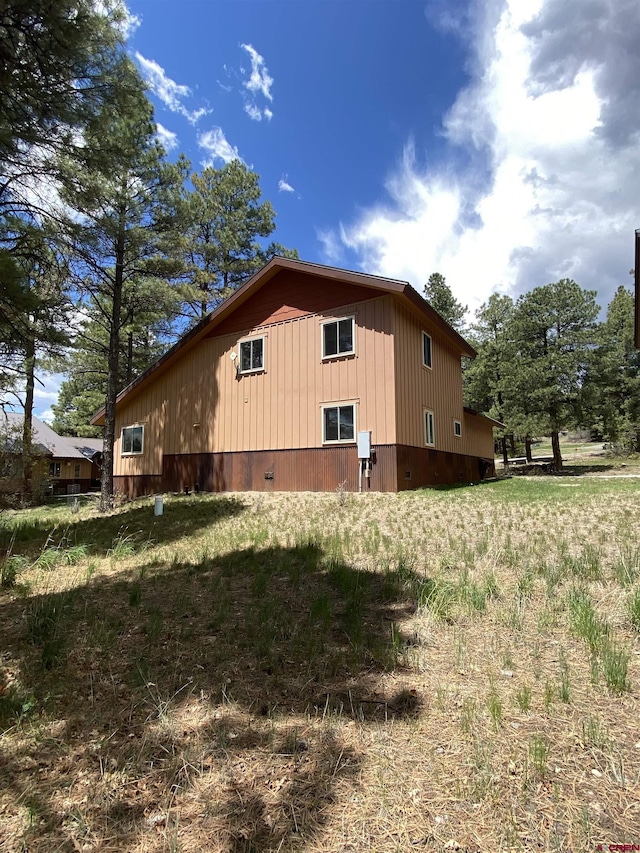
[{"left": 357, "top": 430, "right": 372, "bottom": 459}]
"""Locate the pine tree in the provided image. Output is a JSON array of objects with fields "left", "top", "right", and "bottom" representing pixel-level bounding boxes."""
[
  {"left": 57, "top": 56, "right": 187, "bottom": 509},
  {"left": 423, "top": 272, "right": 467, "bottom": 334},
  {"left": 506, "top": 279, "right": 599, "bottom": 470},
  {"left": 590, "top": 286, "right": 640, "bottom": 452},
  {"left": 180, "top": 162, "right": 297, "bottom": 321}
]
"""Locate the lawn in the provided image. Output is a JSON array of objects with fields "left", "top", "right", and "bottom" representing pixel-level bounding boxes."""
[{"left": 1, "top": 476, "right": 639, "bottom": 852}]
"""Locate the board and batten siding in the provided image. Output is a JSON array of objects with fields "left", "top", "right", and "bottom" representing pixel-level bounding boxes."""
[
  {"left": 113, "top": 294, "right": 397, "bottom": 477},
  {"left": 393, "top": 303, "right": 493, "bottom": 459}
]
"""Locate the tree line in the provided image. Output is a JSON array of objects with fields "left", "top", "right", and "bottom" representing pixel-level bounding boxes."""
[
  {"left": 0, "top": 2, "right": 296, "bottom": 509},
  {"left": 424, "top": 273, "right": 640, "bottom": 471}
]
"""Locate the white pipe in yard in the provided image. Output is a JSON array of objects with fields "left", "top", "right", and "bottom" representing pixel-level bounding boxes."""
[{"left": 154, "top": 495, "right": 164, "bottom": 516}]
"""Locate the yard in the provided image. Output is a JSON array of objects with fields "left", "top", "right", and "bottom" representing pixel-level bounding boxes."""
[{"left": 1, "top": 467, "right": 639, "bottom": 851}]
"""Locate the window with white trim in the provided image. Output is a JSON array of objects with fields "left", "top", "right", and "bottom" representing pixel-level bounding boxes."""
[
  {"left": 49, "top": 462, "right": 61, "bottom": 478},
  {"left": 422, "top": 332, "right": 432, "bottom": 369},
  {"left": 454, "top": 420, "right": 462, "bottom": 437},
  {"left": 122, "top": 425, "right": 144, "bottom": 455},
  {"left": 322, "top": 316, "right": 354, "bottom": 359},
  {"left": 424, "top": 410, "right": 435, "bottom": 446},
  {"left": 238, "top": 336, "right": 265, "bottom": 373},
  {"left": 322, "top": 404, "right": 355, "bottom": 443}
]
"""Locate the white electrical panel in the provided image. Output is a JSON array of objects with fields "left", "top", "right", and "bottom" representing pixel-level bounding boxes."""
[{"left": 357, "top": 430, "right": 372, "bottom": 459}]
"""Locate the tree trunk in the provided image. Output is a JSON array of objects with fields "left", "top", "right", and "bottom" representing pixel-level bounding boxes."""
[
  {"left": 509, "top": 434, "right": 516, "bottom": 453},
  {"left": 22, "top": 333, "right": 35, "bottom": 504},
  {"left": 551, "top": 430, "right": 563, "bottom": 472},
  {"left": 525, "top": 436, "right": 532, "bottom": 463},
  {"left": 100, "top": 220, "right": 125, "bottom": 512},
  {"left": 126, "top": 331, "right": 133, "bottom": 385},
  {"left": 502, "top": 436, "right": 509, "bottom": 468}
]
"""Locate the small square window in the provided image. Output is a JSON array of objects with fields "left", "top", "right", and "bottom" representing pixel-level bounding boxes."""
[
  {"left": 323, "top": 404, "right": 355, "bottom": 442},
  {"left": 122, "top": 425, "right": 144, "bottom": 455},
  {"left": 422, "top": 332, "right": 432, "bottom": 369},
  {"left": 424, "top": 410, "right": 435, "bottom": 446},
  {"left": 454, "top": 420, "right": 462, "bottom": 437},
  {"left": 322, "top": 317, "right": 354, "bottom": 359},
  {"left": 239, "top": 337, "right": 265, "bottom": 373}
]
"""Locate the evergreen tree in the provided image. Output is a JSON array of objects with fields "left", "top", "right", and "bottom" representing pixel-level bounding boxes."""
[
  {"left": 590, "top": 286, "right": 640, "bottom": 451},
  {"left": 180, "top": 162, "right": 297, "bottom": 321},
  {"left": 0, "top": 0, "right": 125, "bottom": 218},
  {"left": 423, "top": 272, "right": 467, "bottom": 334},
  {"left": 506, "top": 279, "right": 599, "bottom": 470},
  {"left": 57, "top": 56, "right": 187, "bottom": 509}
]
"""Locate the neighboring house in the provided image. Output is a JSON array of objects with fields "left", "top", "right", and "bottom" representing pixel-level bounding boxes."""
[
  {"left": 1, "top": 413, "right": 101, "bottom": 496},
  {"left": 91, "top": 257, "right": 501, "bottom": 496}
]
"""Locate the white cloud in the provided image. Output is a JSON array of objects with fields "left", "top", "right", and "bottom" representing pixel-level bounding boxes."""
[
  {"left": 135, "top": 52, "right": 211, "bottom": 125},
  {"left": 331, "top": 0, "right": 640, "bottom": 314},
  {"left": 197, "top": 127, "right": 243, "bottom": 166},
  {"left": 240, "top": 44, "right": 274, "bottom": 101},
  {"left": 278, "top": 178, "right": 295, "bottom": 193},
  {"left": 244, "top": 102, "right": 263, "bottom": 122},
  {"left": 240, "top": 44, "right": 274, "bottom": 122},
  {"left": 156, "top": 123, "right": 178, "bottom": 152}
]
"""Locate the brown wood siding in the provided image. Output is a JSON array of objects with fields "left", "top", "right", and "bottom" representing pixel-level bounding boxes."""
[
  {"left": 393, "top": 304, "right": 494, "bottom": 458},
  {"left": 113, "top": 443, "right": 495, "bottom": 498},
  {"left": 113, "top": 294, "right": 397, "bottom": 478},
  {"left": 160, "top": 445, "right": 397, "bottom": 493},
  {"left": 210, "top": 269, "right": 384, "bottom": 336},
  {"left": 114, "top": 446, "right": 397, "bottom": 495},
  {"left": 462, "top": 410, "right": 497, "bottom": 459},
  {"left": 396, "top": 445, "right": 495, "bottom": 490}
]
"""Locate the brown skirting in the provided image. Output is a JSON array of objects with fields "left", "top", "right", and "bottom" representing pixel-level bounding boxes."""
[
  {"left": 114, "top": 445, "right": 495, "bottom": 498},
  {"left": 396, "top": 445, "right": 495, "bottom": 490}
]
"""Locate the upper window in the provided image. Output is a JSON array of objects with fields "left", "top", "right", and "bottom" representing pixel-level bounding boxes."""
[
  {"left": 454, "top": 420, "right": 462, "bottom": 438},
  {"left": 122, "top": 425, "right": 144, "bottom": 455},
  {"left": 74, "top": 463, "right": 81, "bottom": 478},
  {"left": 322, "top": 317, "right": 354, "bottom": 359},
  {"left": 425, "top": 410, "right": 435, "bottom": 447},
  {"left": 422, "top": 332, "right": 433, "bottom": 369},
  {"left": 323, "top": 404, "right": 355, "bottom": 443},
  {"left": 239, "top": 337, "right": 265, "bottom": 374},
  {"left": 50, "top": 462, "right": 61, "bottom": 478}
]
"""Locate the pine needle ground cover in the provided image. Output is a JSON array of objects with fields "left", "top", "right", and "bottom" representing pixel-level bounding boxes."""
[{"left": 1, "top": 477, "right": 639, "bottom": 852}]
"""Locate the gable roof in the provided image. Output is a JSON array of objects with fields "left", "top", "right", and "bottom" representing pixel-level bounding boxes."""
[
  {"left": 91, "top": 256, "right": 476, "bottom": 426},
  {"left": 2, "top": 413, "right": 100, "bottom": 460}
]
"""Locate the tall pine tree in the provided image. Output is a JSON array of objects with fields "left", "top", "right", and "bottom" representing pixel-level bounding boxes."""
[{"left": 57, "top": 56, "right": 187, "bottom": 509}]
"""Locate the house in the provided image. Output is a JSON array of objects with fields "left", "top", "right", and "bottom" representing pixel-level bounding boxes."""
[
  {"left": 91, "top": 257, "right": 500, "bottom": 496},
  {"left": 1, "top": 413, "right": 102, "bottom": 496}
]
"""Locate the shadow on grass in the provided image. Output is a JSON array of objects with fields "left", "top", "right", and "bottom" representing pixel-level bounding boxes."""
[
  {"left": 0, "top": 493, "right": 246, "bottom": 556},
  {"left": 557, "top": 463, "right": 616, "bottom": 476},
  {"left": 428, "top": 477, "right": 508, "bottom": 492},
  {"left": 0, "top": 542, "right": 424, "bottom": 851}
]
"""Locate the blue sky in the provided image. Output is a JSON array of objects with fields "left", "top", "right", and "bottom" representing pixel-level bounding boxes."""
[
  {"left": 128, "top": 0, "right": 473, "bottom": 268},
  {"left": 34, "top": 0, "right": 640, "bottom": 420}
]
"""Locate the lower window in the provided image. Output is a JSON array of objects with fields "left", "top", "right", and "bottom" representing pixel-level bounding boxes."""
[
  {"left": 424, "top": 410, "right": 435, "bottom": 446},
  {"left": 323, "top": 404, "right": 355, "bottom": 442},
  {"left": 454, "top": 420, "right": 462, "bottom": 437},
  {"left": 122, "top": 425, "right": 144, "bottom": 455}
]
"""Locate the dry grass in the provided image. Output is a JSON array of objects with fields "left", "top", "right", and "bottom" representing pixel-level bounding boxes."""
[{"left": 1, "top": 475, "right": 640, "bottom": 852}]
